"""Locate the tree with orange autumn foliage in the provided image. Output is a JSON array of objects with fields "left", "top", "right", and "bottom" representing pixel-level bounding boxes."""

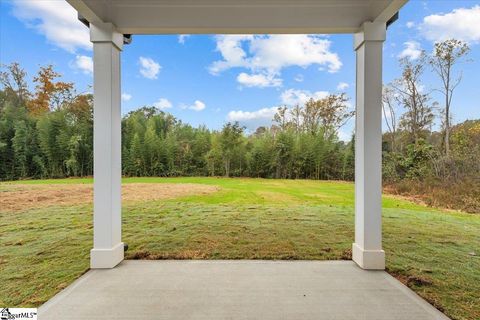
[{"left": 28, "top": 65, "right": 74, "bottom": 115}]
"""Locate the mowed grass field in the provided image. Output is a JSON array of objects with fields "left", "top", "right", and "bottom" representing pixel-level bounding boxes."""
[{"left": 0, "top": 177, "right": 479, "bottom": 320}]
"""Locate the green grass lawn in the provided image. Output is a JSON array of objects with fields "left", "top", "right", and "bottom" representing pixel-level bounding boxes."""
[{"left": 0, "top": 177, "right": 479, "bottom": 320}]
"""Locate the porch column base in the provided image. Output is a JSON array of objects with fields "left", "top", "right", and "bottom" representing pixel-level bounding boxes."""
[
  {"left": 352, "top": 243, "right": 385, "bottom": 270},
  {"left": 91, "top": 242, "right": 124, "bottom": 269}
]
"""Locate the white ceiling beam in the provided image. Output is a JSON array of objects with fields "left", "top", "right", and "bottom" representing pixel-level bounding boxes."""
[
  {"left": 374, "top": 0, "right": 408, "bottom": 24},
  {"left": 66, "top": 0, "right": 104, "bottom": 24},
  {"left": 66, "top": 0, "right": 408, "bottom": 34}
]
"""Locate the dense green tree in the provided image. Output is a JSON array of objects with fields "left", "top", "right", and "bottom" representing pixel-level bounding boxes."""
[
  {"left": 219, "top": 122, "right": 244, "bottom": 177},
  {"left": 205, "top": 135, "right": 222, "bottom": 176}
]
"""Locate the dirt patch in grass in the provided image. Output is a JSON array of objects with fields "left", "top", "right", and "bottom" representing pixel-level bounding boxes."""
[
  {"left": 340, "top": 248, "right": 352, "bottom": 260},
  {"left": 0, "top": 183, "right": 219, "bottom": 212},
  {"left": 392, "top": 272, "right": 434, "bottom": 287}
]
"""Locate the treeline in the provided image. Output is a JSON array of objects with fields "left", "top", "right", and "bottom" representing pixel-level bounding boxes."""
[
  {"left": 380, "top": 39, "right": 479, "bottom": 212},
  {"left": 122, "top": 97, "right": 354, "bottom": 180},
  {"left": 0, "top": 62, "right": 354, "bottom": 180},
  {"left": 0, "top": 64, "right": 93, "bottom": 179}
]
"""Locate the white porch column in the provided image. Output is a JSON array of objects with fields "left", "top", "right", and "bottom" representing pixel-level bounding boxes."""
[
  {"left": 90, "top": 23, "right": 124, "bottom": 269},
  {"left": 352, "top": 21, "right": 386, "bottom": 270}
]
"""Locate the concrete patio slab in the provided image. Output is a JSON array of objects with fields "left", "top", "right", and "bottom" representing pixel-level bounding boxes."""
[{"left": 39, "top": 260, "right": 449, "bottom": 320}]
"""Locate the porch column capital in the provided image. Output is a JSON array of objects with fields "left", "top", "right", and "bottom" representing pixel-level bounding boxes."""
[
  {"left": 90, "top": 22, "right": 124, "bottom": 51},
  {"left": 354, "top": 21, "right": 386, "bottom": 51}
]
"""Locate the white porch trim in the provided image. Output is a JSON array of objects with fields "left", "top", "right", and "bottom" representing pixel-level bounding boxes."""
[
  {"left": 352, "top": 21, "right": 386, "bottom": 270},
  {"left": 90, "top": 22, "right": 124, "bottom": 269}
]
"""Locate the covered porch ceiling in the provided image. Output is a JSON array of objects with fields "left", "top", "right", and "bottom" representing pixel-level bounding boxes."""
[{"left": 66, "top": 0, "right": 407, "bottom": 34}]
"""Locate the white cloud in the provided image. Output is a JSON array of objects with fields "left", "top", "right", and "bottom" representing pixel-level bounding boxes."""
[
  {"left": 178, "top": 34, "right": 190, "bottom": 44},
  {"left": 237, "top": 72, "right": 282, "bottom": 88},
  {"left": 11, "top": 0, "right": 91, "bottom": 53},
  {"left": 209, "top": 35, "right": 342, "bottom": 85},
  {"left": 294, "top": 74, "right": 304, "bottom": 82},
  {"left": 72, "top": 55, "right": 93, "bottom": 75},
  {"left": 406, "top": 21, "right": 415, "bottom": 29},
  {"left": 139, "top": 57, "right": 161, "bottom": 79},
  {"left": 209, "top": 35, "right": 253, "bottom": 74},
  {"left": 121, "top": 93, "right": 132, "bottom": 102},
  {"left": 183, "top": 100, "right": 206, "bottom": 111},
  {"left": 398, "top": 41, "right": 423, "bottom": 60},
  {"left": 280, "top": 89, "right": 329, "bottom": 106},
  {"left": 153, "top": 98, "right": 172, "bottom": 110},
  {"left": 420, "top": 5, "right": 480, "bottom": 43},
  {"left": 227, "top": 107, "right": 278, "bottom": 130},
  {"left": 336, "top": 82, "right": 349, "bottom": 91}
]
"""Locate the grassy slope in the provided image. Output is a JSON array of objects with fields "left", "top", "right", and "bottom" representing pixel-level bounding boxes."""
[{"left": 0, "top": 177, "right": 479, "bottom": 320}]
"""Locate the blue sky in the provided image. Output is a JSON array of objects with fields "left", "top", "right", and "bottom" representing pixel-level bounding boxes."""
[{"left": 1, "top": 0, "right": 479, "bottom": 139}]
